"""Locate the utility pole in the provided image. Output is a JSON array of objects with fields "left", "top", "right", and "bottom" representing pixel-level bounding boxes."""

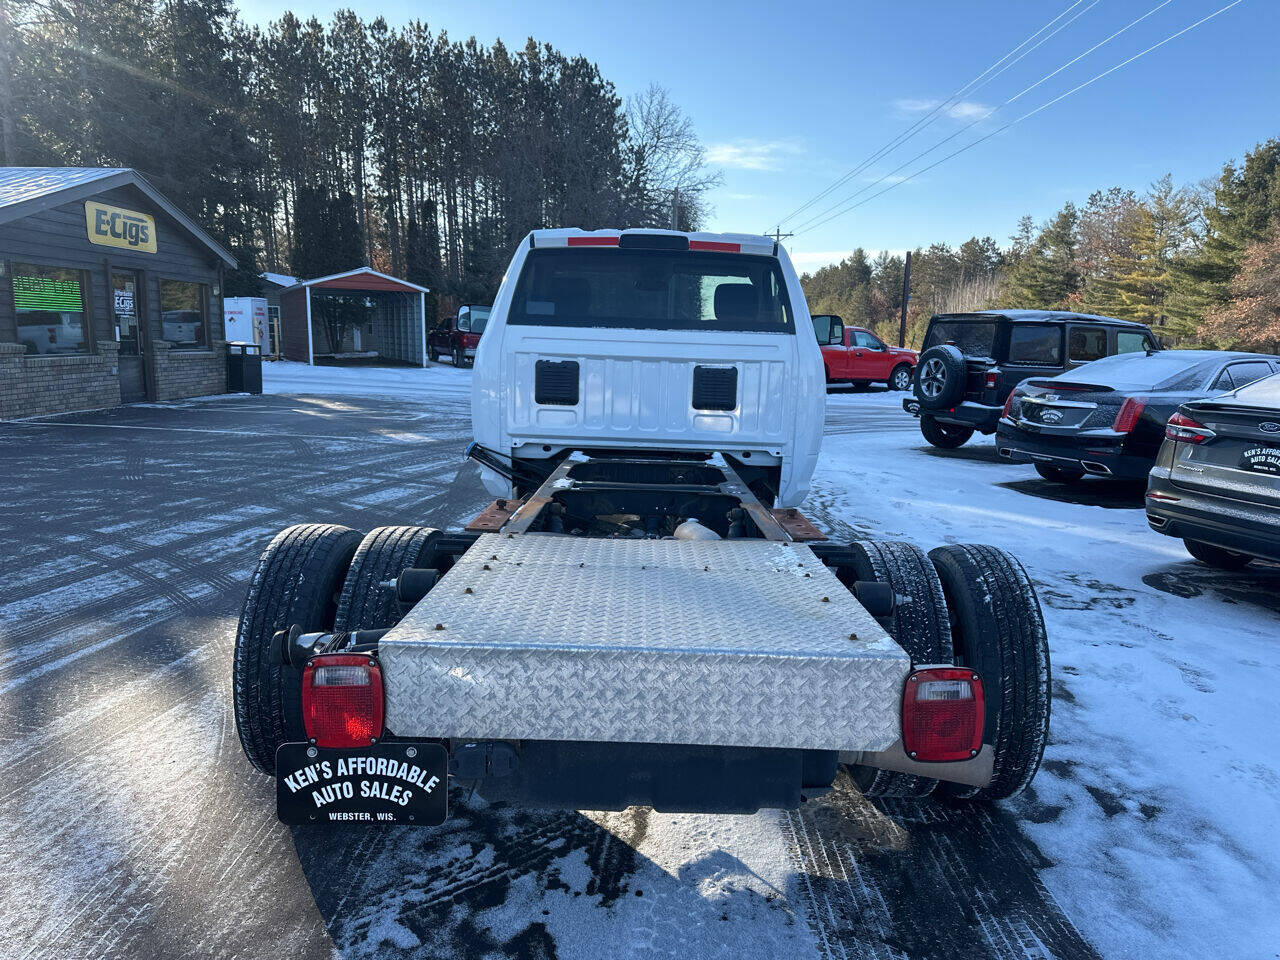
[
  {"left": 670, "top": 188, "right": 680, "bottom": 230},
  {"left": 767, "top": 226, "right": 793, "bottom": 245},
  {"left": 898, "top": 250, "right": 912, "bottom": 348}
]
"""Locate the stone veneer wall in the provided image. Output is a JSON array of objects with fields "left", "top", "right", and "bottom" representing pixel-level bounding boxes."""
[
  {"left": 152, "top": 341, "right": 229, "bottom": 402},
  {"left": 0, "top": 339, "right": 229, "bottom": 418},
  {"left": 0, "top": 341, "right": 122, "bottom": 419}
]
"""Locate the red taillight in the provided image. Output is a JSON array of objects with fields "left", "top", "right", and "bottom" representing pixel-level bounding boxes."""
[
  {"left": 1165, "top": 411, "right": 1214, "bottom": 444},
  {"left": 689, "top": 240, "right": 741, "bottom": 252},
  {"left": 566, "top": 235, "right": 619, "bottom": 246},
  {"left": 1112, "top": 397, "right": 1147, "bottom": 433},
  {"left": 985, "top": 371, "right": 998, "bottom": 389},
  {"left": 302, "top": 654, "right": 384, "bottom": 748},
  {"left": 901, "top": 667, "right": 984, "bottom": 762},
  {"left": 1001, "top": 391, "right": 1017, "bottom": 419}
]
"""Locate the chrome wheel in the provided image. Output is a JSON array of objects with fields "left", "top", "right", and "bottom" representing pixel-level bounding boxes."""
[
  {"left": 891, "top": 366, "right": 912, "bottom": 391},
  {"left": 920, "top": 358, "right": 947, "bottom": 398}
]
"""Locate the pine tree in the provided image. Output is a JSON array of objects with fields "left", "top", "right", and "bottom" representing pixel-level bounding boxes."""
[
  {"left": 1179, "top": 139, "right": 1280, "bottom": 325},
  {"left": 1002, "top": 204, "right": 1080, "bottom": 308}
]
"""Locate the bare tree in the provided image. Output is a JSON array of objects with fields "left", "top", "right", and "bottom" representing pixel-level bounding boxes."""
[{"left": 624, "top": 84, "right": 721, "bottom": 229}]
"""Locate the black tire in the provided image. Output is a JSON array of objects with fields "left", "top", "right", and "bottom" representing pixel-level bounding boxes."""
[
  {"left": 914, "top": 344, "right": 967, "bottom": 410},
  {"left": 335, "top": 525, "right": 444, "bottom": 631},
  {"left": 928, "top": 544, "right": 1050, "bottom": 801},
  {"left": 453, "top": 346, "right": 464, "bottom": 367},
  {"left": 1034, "top": 463, "right": 1086, "bottom": 484},
  {"left": 920, "top": 416, "right": 974, "bottom": 449},
  {"left": 233, "top": 523, "right": 362, "bottom": 775},
  {"left": 889, "top": 363, "right": 913, "bottom": 392},
  {"left": 428, "top": 344, "right": 438, "bottom": 362},
  {"left": 829, "top": 540, "right": 953, "bottom": 799},
  {"left": 1183, "top": 539, "right": 1252, "bottom": 570}
]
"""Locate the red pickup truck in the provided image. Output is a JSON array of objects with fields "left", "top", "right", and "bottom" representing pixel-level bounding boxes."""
[
  {"left": 427, "top": 304, "right": 490, "bottom": 367},
  {"left": 813, "top": 314, "right": 917, "bottom": 390}
]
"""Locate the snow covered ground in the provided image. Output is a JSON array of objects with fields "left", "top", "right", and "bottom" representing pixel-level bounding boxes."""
[
  {"left": 2, "top": 366, "right": 1276, "bottom": 959},
  {"left": 813, "top": 389, "right": 1280, "bottom": 958}
]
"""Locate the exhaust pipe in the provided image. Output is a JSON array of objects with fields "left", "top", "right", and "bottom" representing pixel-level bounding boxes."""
[{"left": 1081, "top": 461, "right": 1112, "bottom": 476}]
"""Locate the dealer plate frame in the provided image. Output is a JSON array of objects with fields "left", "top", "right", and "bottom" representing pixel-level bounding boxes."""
[{"left": 275, "top": 741, "right": 448, "bottom": 826}]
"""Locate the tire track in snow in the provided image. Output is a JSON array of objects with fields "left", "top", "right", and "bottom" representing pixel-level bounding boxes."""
[{"left": 786, "top": 773, "right": 1100, "bottom": 960}]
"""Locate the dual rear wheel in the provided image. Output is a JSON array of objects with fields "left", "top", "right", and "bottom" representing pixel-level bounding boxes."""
[
  {"left": 832, "top": 540, "right": 1050, "bottom": 802},
  {"left": 232, "top": 523, "right": 441, "bottom": 775}
]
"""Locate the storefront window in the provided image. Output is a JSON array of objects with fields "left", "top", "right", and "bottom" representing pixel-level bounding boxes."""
[
  {"left": 159, "top": 279, "right": 208, "bottom": 348},
  {"left": 12, "top": 263, "right": 89, "bottom": 355}
]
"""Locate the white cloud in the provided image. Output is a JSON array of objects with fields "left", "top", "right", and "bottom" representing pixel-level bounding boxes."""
[
  {"left": 894, "top": 98, "right": 993, "bottom": 121},
  {"left": 705, "top": 139, "right": 804, "bottom": 171}
]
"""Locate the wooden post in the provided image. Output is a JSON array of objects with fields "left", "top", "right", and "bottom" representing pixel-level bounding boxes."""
[{"left": 898, "top": 250, "right": 912, "bottom": 348}]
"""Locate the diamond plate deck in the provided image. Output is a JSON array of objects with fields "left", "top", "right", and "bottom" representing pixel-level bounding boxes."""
[{"left": 379, "top": 532, "right": 911, "bottom": 751}]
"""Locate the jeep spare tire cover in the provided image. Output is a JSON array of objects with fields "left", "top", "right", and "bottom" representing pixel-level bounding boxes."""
[{"left": 914, "top": 344, "right": 967, "bottom": 410}]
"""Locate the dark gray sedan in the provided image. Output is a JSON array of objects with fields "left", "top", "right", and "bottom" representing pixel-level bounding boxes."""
[{"left": 1147, "top": 372, "right": 1280, "bottom": 568}]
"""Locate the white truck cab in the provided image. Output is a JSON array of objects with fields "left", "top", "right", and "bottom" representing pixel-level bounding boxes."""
[{"left": 471, "top": 228, "right": 824, "bottom": 506}]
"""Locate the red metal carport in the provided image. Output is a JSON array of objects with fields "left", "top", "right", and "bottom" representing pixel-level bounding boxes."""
[{"left": 277, "top": 267, "right": 430, "bottom": 366}]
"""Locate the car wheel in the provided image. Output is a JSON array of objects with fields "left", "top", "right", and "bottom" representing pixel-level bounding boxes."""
[
  {"left": 890, "top": 364, "right": 913, "bottom": 391},
  {"left": 913, "top": 345, "right": 967, "bottom": 410},
  {"left": 920, "top": 416, "right": 974, "bottom": 449},
  {"left": 1183, "top": 539, "right": 1252, "bottom": 570},
  {"left": 929, "top": 544, "right": 1051, "bottom": 801},
  {"left": 827, "top": 540, "right": 954, "bottom": 799},
  {"left": 1034, "top": 463, "right": 1086, "bottom": 484},
  {"left": 335, "top": 526, "right": 444, "bottom": 632},
  {"left": 428, "top": 345, "right": 438, "bottom": 362},
  {"left": 233, "top": 523, "right": 363, "bottom": 775},
  {"left": 453, "top": 347, "right": 464, "bottom": 367}
]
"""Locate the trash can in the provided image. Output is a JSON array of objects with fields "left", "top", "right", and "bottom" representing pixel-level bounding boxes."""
[{"left": 227, "top": 342, "right": 263, "bottom": 395}]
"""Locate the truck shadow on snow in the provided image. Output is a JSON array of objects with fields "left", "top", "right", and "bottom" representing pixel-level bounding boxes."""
[
  {"left": 290, "top": 797, "right": 792, "bottom": 959},
  {"left": 291, "top": 775, "right": 1099, "bottom": 960},
  {"left": 918, "top": 444, "right": 1006, "bottom": 465},
  {"left": 1143, "top": 560, "right": 1280, "bottom": 615},
  {"left": 996, "top": 477, "right": 1147, "bottom": 510}
]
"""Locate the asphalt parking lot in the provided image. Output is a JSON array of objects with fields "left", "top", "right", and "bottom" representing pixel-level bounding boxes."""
[{"left": 1, "top": 378, "right": 1276, "bottom": 959}]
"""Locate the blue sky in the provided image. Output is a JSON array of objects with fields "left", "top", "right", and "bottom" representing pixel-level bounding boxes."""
[{"left": 240, "top": 0, "right": 1278, "bottom": 273}]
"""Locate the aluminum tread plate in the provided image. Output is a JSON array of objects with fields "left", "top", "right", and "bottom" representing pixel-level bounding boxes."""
[{"left": 380, "top": 533, "right": 910, "bottom": 751}]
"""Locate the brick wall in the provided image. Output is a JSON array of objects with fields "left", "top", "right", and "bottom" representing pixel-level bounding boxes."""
[
  {"left": 152, "top": 341, "right": 228, "bottom": 401},
  {"left": 0, "top": 341, "right": 123, "bottom": 419}
]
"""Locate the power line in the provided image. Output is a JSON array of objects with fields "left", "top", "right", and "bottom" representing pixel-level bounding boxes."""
[
  {"left": 789, "top": 0, "right": 1175, "bottom": 235},
  {"left": 791, "top": 0, "right": 1247, "bottom": 239},
  {"left": 772, "top": 0, "right": 1096, "bottom": 231}
]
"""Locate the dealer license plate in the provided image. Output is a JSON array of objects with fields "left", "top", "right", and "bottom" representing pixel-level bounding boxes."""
[
  {"left": 276, "top": 741, "right": 448, "bottom": 826},
  {"left": 1239, "top": 443, "right": 1280, "bottom": 476}
]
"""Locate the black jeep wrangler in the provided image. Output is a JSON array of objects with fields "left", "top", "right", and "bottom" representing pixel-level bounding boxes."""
[{"left": 904, "top": 310, "right": 1159, "bottom": 448}]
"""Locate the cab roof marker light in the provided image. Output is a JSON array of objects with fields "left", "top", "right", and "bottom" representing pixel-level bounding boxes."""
[{"left": 689, "top": 240, "right": 742, "bottom": 252}]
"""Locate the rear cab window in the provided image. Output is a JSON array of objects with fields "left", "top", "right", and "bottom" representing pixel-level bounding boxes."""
[
  {"left": 510, "top": 248, "right": 794, "bottom": 333},
  {"left": 1068, "top": 326, "right": 1108, "bottom": 363},
  {"left": 1006, "top": 324, "right": 1062, "bottom": 365},
  {"left": 923, "top": 319, "right": 997, "bottom": 358}
]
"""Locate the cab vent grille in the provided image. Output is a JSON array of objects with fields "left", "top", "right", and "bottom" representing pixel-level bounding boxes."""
[
  {"left": 692, "top": 366, "right": 738, "bottom": 411},
  {"left": 535, "top": 360, "right": 579, "bottom": 406}
]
